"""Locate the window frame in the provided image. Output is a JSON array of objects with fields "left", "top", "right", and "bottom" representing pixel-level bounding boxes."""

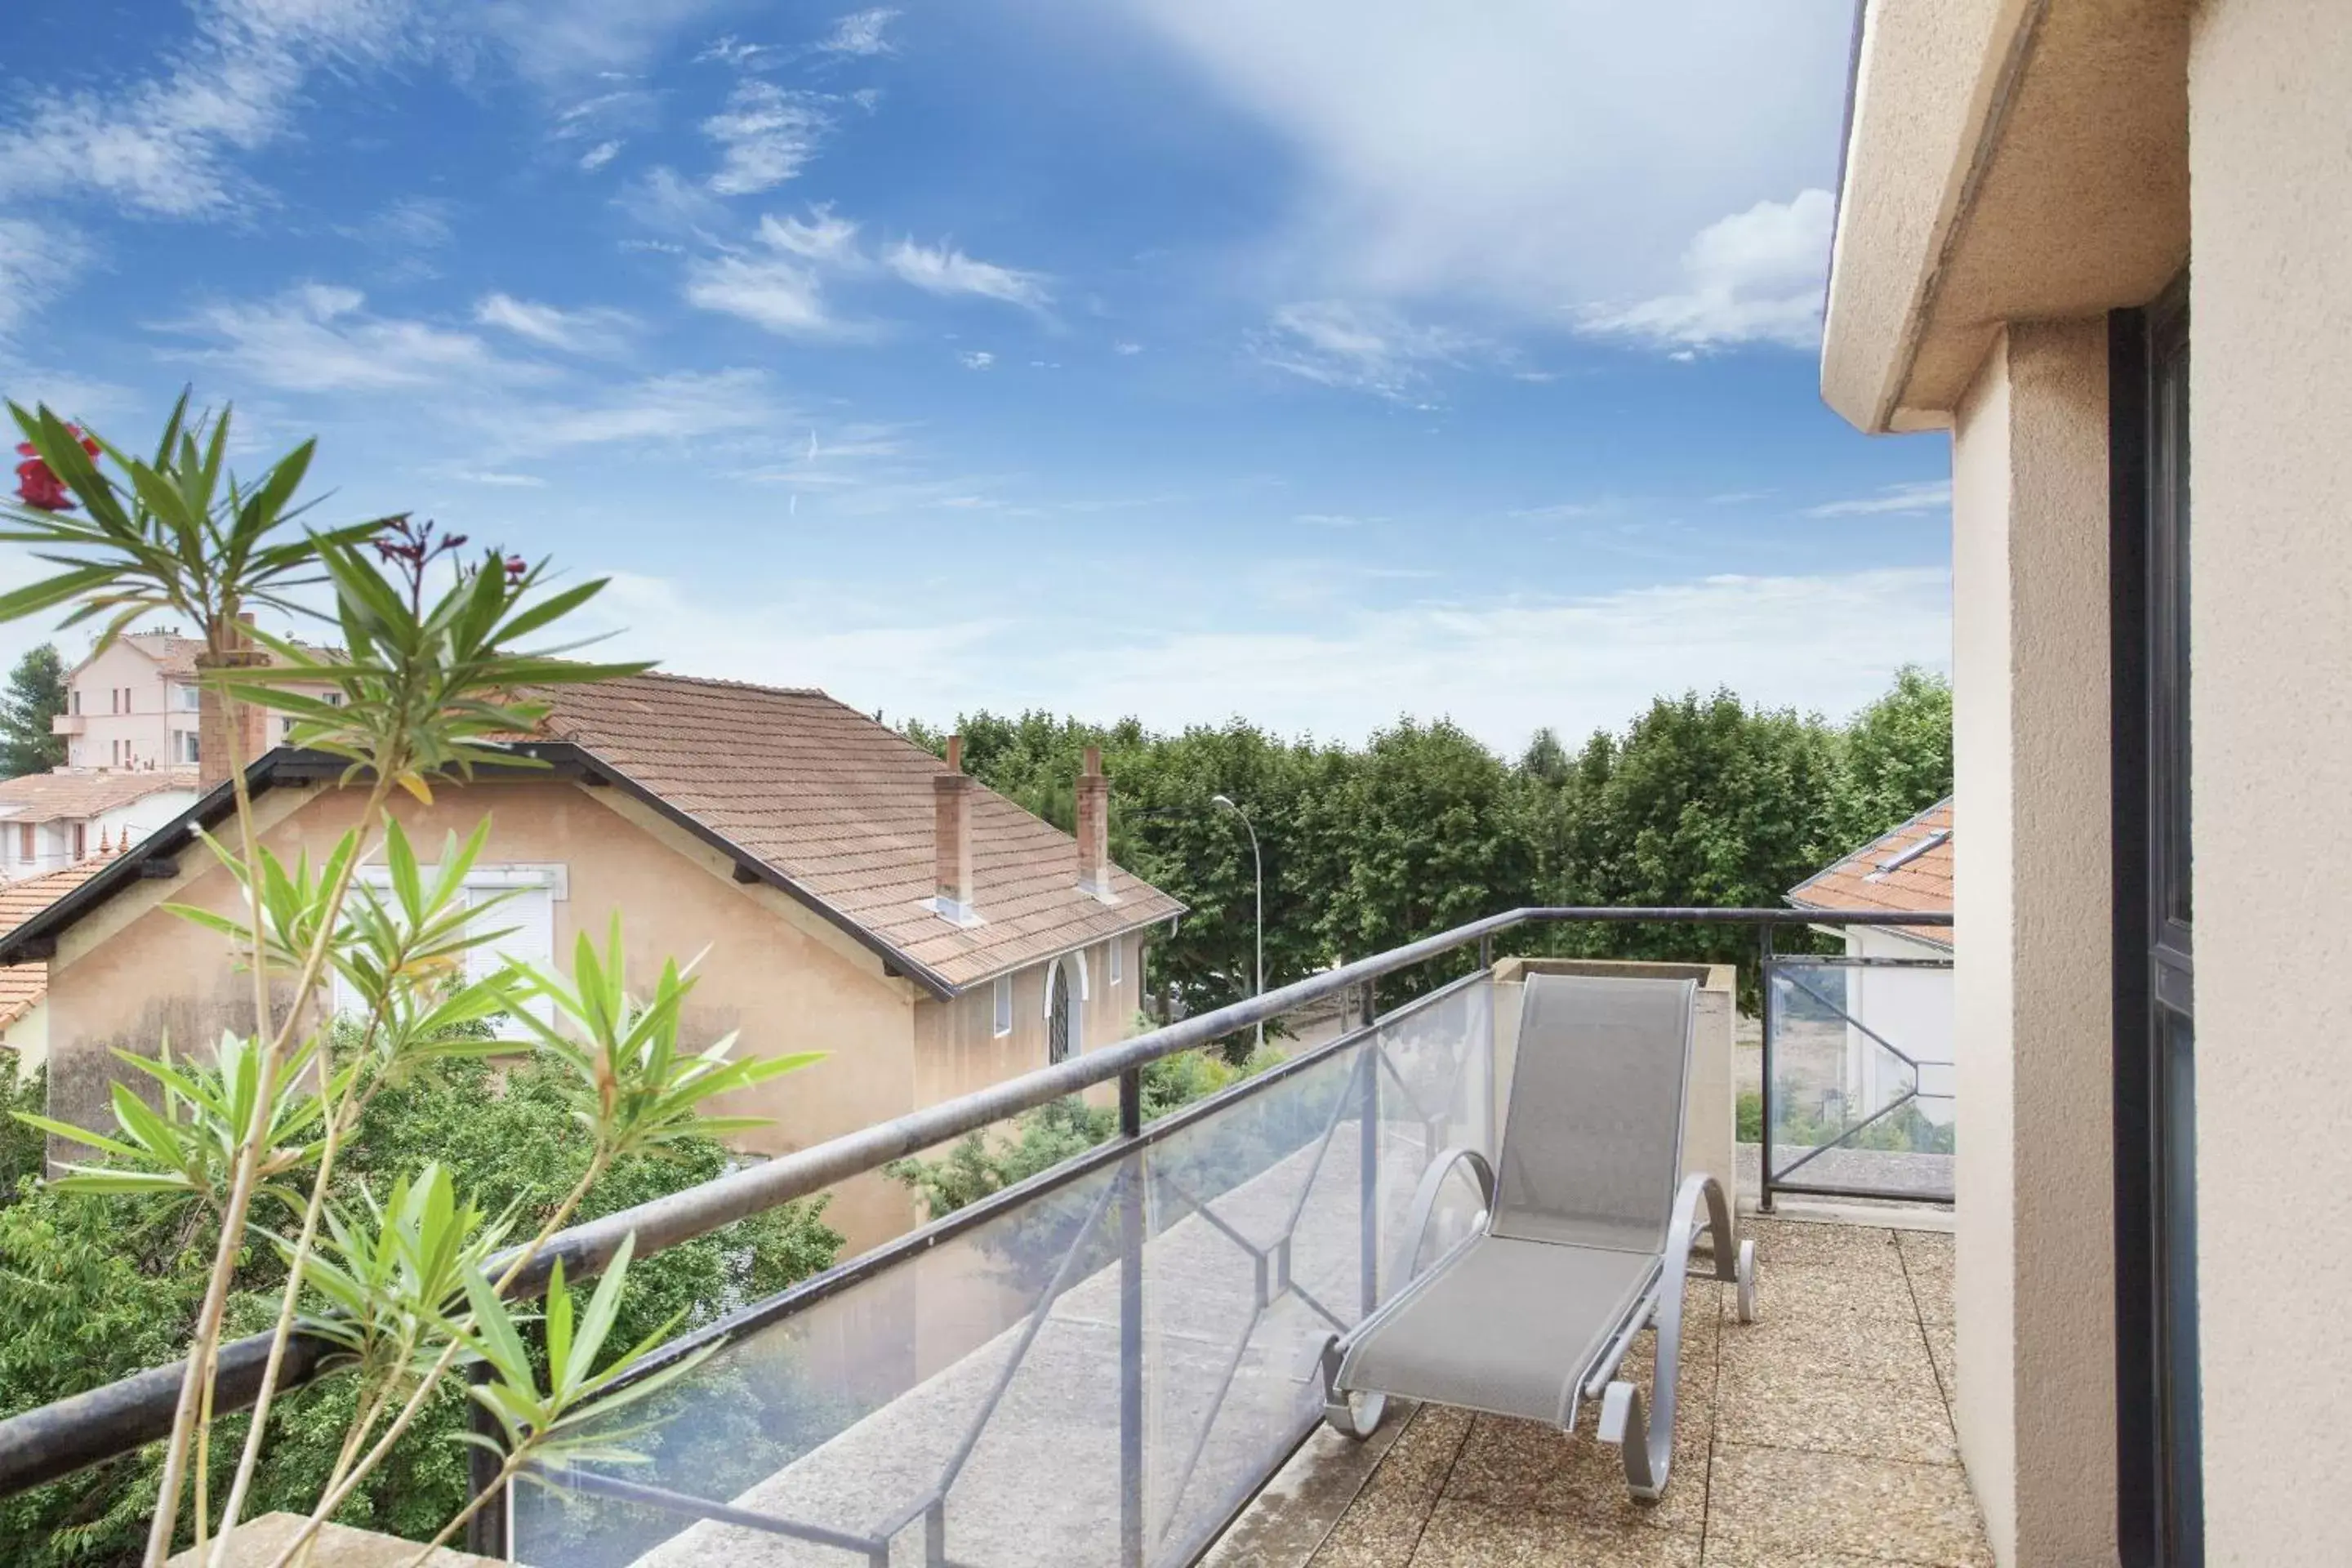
[{"left": 991, "top": 975, "right": 1012, "bottom": 1038}]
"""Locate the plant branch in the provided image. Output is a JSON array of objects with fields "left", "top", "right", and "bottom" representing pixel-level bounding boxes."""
[
  {"left": 143, "top": 763, "right": 394, "bottom": 1567},
  {"left": 262, "top": 1156, "right": 608, "bottom": 1568}
]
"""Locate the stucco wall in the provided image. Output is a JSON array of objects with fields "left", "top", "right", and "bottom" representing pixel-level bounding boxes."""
[
  {"left": 46, "top": 778, "right": 927, "bottom": 1252},
  {"left": 1949, "top": 322, "right": 2118, "bottom": 1568},
  {"left": 2186, "top": 1, "right": 2352, "bottom": 1555},
  {"left": 911, "top": 933, "right": 1143, "bottom": 1113},
  {"left": 64, "top": 639, "right": 174, "bottom": 770}
]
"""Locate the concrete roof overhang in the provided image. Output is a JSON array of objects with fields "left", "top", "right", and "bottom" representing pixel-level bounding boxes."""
[{"left": 1820, "top": 0, "right": 2190, "bottom": 434}]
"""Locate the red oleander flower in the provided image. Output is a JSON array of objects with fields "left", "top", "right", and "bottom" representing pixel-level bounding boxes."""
[
  {"left": 13, "top": 453, "right": 72, "bottom": 512},
  {"left": 504, "top": 554, "right": 527, "bottom": 582}
]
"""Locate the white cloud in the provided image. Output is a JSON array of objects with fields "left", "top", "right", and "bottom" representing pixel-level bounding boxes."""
[
  {"left": 163, "top": 283, "right": 543, "bottom": 392},
  {"left": 578, "top": 139, "right": 623, "bottom": 171},
  {"left": 696, "top": 33, "right": 773, "bottom": 68},
  {"left": 341, "top": 194, "right": 457, "bottom": 252},
  {"left": 1294, "top": 513, "right": 1371, "bottom": 528},
  {"left": 479, "top": 0, "right": 739, "bottom": 85},
  {"left": 881, "top": 239, "right": 1052, "bottom": 312},
  {"left": 615, "top": 166, "right": 730, "bottom": 237},
  {"left": 494, "top": 368, "right": 786, "bottom": 453},
  {"left": 1250, "top": 301, "right": 1481, "bottom": 402},
  {"left": 1508, "top": 501, "right": 1601, "bottom": 521},
  {"left": 438, "top": 468, "right": 548, "bottom": 488},
  {"left": 759, "top": 207, "right": 862, "bottom": 265},
  {"left": 473, "top": 292, "right": 636, "bottom": 355},
  {"left": 0, "top": 217, "right": 93, "bottom": 345},
  {"left": 1576, "top": 189, "right": 1833, "bottom": 352},
  {"left": 702, "top": 81, "right": 831, "bottom": 194},
  {"left": 1118, "top": 0, "right": 1848, "bottom": 320},
  {"left": 684, "top": 251, "right": 836, "bottom": 336},
  {"left": 816, "top": 8, "right": 898, "bottom": 56},
  {"left": 0, "top": 0, "right": 419, "bottom": 220},
  {"left": 571, "top": 564, "right": 1951, "bottom": 755},
  {"left": 682, "top": 211, "right": 1046, "bottom": 335},
  {"left": 1803, "top": 479, "right": 1953, "bottom": 518},
  {"left": 959, "top": 350, "right": 995, "bottom": 370},
  {"left": 1112, "top": 339, "right": 1144, "bottom": 356}
]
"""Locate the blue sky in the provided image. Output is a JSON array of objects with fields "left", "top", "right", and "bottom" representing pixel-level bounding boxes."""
[{"left": 0, "top": 0, "right": 1951, "bottom": 752}]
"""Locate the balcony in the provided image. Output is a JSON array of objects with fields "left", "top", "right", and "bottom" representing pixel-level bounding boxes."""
[
  {"left": 49, "top": 713, "right": 83, "bottom": 735},
  {"left": 497, "top": 916, "right": 1969, "bottom": 1568},
  {"left": 0, "top": 909, "right": 1967, "bottom": 1567}
]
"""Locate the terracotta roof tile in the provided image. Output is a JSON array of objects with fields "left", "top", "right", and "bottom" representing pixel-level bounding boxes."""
[
  {"left": 1785, "top": 797, "right": 1954, "bottom": 950},
  {"left": 0, "top": 847, "right": 129, "bottom": 1031},
  {"left": 0, "top": 768, "right": 201, "bottom": 822},
  {"left": 531, "top": 673, "right": 1184, "bottom": 991}
]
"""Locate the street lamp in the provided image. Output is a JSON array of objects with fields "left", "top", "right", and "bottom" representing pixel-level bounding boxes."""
[{"left": 1210, "top": 794, "right": 1264, "bottom": 1052}]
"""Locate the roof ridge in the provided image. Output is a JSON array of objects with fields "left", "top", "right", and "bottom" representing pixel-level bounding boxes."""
[{"left": 608, "top": 669, "right": 831, "bottom": 700}]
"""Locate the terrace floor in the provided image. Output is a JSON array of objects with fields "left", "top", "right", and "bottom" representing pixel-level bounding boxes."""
[{"left": 1206, "top": 1218, "right": 1990, "bottom": 1568}]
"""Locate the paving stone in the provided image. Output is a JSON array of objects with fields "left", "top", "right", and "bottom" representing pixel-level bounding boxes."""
[
  {"left": 1446, "top": 1410, "right": 1712, "bottom": 1537},
  {"left": 1737, "top": 1257, "right": 1922, "bottom": 1327},
  {"left": 1406, "top": 1497, "right": 1701, "bottom": 1567},
  {"left": 1305, "top": 1406, "right": 1473, "bottom": 1568},
  {"left": 1923, "top": 1323, "right": 1958, "bottom": 1407},
  {"left": 1898, "top": 1233, "right": 1955, "bottom": 1326},
  {"left": 1744, "top": 1218, "right": 1904, "bottom": 1273},
  {"left": 1699, "top": 1540, "right": 1914, "bottom": 1567},
  {"left": 1705, "top": 1443, "right": 1994, "bottom": 1567},
  {"left": 1717, "top": 1306, "right": 1937, "bottom": 1387},
  {"left": 1716, "top": 1361, "right": 1958, "bottom": 1467}
]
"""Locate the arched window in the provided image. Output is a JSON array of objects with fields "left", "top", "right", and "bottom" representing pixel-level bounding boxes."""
[{"left": 1045, "top": 957, "right": 1080, "bottom": 1064}]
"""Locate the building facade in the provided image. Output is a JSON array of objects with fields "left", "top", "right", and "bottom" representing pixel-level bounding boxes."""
[
  {"left": 0, "top": 770, "right": 201, "bottom": 881},
  {"left": 1823, "top": 4, "right": 2350, "bottom": 1563},
  {"left": 2, "top": 675, "right": 1183, "bottom": 1252},
  {"left": 52, "top": 630, "right": 341, "bottom": 772}
]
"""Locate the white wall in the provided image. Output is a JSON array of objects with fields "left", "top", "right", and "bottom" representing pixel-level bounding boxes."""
[
  {"left": 1949, "top": 319, "right": 2118, "bottom": 1567},
  {"left": 1841, "top": 927, "right": 1956, "bottom": 1127},
  {"left": 2185, "top": 2, "right": 2352, "bottom": 1553}
]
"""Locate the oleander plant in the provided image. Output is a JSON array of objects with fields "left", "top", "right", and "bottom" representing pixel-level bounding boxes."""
[{"left": 1, "top": 399, "right": 825, "bottom": 1568}]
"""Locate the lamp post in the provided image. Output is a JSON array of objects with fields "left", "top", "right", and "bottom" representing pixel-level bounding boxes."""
[{"left": 1210, "top": 794, "right": 1264, "bottom": 1053}]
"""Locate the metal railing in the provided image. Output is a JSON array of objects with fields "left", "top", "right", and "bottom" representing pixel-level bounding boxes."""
[
  {"left": 1759, "top": 927, "right": 1957, "bottom": 1206},
  {"left": 0, "top": 904, "right": 1950, "bottom": 1564}
]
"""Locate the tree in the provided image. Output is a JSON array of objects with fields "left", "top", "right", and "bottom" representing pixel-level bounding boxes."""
[
  {"left": 1833, "top": 666, "right": 1953, "bottom": 846},
  {"left": 0, "top": 643, "right": 67, "bottom": 777}
]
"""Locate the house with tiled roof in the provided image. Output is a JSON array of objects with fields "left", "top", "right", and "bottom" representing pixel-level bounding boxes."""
[
  {"left": 1786, "top": 796, "right": 1956, "bottom": 1143},
  {"left": 0, "top": 671, "right": 1183, "bottom": 1248},
  {"left": 0, "top": 844, "right": 128, "bottom": 1065},
  {"left": 55, "top": 627, "right": 343, "bottom": 772},
  {"left": 0, "top": 768, "right": 202, "bottom": 881}
]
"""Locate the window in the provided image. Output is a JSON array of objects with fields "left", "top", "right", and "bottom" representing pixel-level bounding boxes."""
[
  {"left": 1108, "top": 937, "right": 1124, "bottom": 986},
  {"left": 992, "top": 975, "right": 1012, "bottom": 1037},
  {"left": 111, "top": 739, "right": 121, "bottom": 768},
  {"left": 70, "top": 822, "right": 84, "bottom": 860},
  {"left": 178, "top": 733, "right": 201, "bottom": 765},
  {"left": 175, "top": 684, "right": 200, "bottom": 711},
  {"left": 16, "top": 825, "right": 31, "bottom": 860},
  {"left": 282, "top": 716, "right": 299, "bottom": 742},
  {"left": 69, "top": 689, "right": 79, "bottom": 715},
  {"left": 334, "top": 863, "right": 567, "bottom": 1019}
]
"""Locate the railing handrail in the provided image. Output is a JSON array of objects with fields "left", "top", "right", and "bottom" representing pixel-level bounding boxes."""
[{"left": 0, "top": 903, "right": 1949, "bottom": 1497}]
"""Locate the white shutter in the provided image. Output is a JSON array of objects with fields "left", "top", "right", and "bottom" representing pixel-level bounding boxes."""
[{"left": 470, "top": 884, "right": 555, "bottom": 1021}]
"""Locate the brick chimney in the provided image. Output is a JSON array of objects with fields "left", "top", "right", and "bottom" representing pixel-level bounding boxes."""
[
  {"left": 933, "top": 734, "right": 978, "bottom": 925},
  {"left": 1076, "top": 745, "right": 1116, "bottom": 902},
  {"left": 195, "top": 612, "right": 272, "bottom": 791}
]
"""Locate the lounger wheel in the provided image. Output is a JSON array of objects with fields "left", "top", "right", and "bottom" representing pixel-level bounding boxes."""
[
  {"left": 1323, "top": 1388, "right": 1388, "bottom": 1440},
  {"left": 1735, "top": 1237, "right": 1757, "bottom": 1324}
]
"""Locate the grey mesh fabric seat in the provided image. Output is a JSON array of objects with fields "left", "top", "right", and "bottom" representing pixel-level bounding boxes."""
[{"left": 1319, "top": 973, "right": 1757, "bottom": 1499}]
